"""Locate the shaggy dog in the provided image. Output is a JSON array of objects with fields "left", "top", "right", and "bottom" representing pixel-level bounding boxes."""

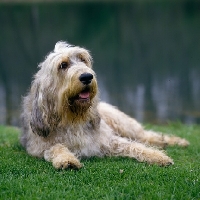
[{"left": 20, "top": 41, "right": 189, "bottom": 169}]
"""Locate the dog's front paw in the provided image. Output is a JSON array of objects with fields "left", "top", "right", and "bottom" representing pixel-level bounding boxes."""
[
  {"left": 52, "top": 154, "right": 82, "bottom": 170},
  {"left": 140, "top": 149, "right": 174, "bottom": 167},
  {"left": 156, "top": 154, "right": 174, "bottom": 167}
]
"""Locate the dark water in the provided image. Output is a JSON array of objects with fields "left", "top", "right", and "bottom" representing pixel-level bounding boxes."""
[{"left": 0, "top": 2, "right": 200, "bottom": 126}]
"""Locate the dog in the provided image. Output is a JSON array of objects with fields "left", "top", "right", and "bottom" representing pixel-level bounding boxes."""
[{"left": 20, "top": 41, "right": 189, "bottom": 169}]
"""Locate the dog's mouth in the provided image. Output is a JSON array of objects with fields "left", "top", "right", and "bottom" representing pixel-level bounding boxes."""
[
  {"left": 78, "top": 88, "right": 90, "bottom": 100},
  {"left": 69, "top": 87, "right": 91, "bottom": 104}
]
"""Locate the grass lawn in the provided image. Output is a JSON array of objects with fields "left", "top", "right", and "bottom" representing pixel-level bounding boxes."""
[{"left": 0, "top": 123, "right": 199, "bottom": 200}]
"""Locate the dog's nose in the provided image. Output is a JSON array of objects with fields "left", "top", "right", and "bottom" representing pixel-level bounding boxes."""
[{"left": 79, "top": 73, "right": 93, "bottom": 85}]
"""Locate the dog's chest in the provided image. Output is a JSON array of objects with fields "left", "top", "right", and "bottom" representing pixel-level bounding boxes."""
[{"left": 56, "top": 123, "right": 101, "bottom": 157}]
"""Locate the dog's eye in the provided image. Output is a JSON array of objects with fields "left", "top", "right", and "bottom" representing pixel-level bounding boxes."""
[
  {"left": 78, "top": 55, "right": 87, "bottom": 64},
  {"left": 59, "top": 62, "right": 68, "bottom": 70},
  {"left": 80, "top": 57, "right": 86, "bottom": 63}
]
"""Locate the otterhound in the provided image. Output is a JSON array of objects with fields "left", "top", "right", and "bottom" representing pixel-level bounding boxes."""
[{"left": 20, "top": 41, "right": 189, "bottom": 169}]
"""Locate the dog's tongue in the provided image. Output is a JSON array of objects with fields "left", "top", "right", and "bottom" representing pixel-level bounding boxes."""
[{"left": 79, "top": 91, "right": 90, "bottom": 99}]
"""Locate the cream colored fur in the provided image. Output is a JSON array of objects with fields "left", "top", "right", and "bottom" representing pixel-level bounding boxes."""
[{"left": 20, "top": 41, "right": 189, "bottom": 169}]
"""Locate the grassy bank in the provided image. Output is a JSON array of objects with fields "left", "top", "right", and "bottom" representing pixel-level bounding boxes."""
[{"left": 0, "top": 123, "right": 199, "bottom": 199}]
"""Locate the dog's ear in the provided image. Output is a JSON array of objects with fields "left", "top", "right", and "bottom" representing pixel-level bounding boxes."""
[
  {"left": 30, "top": 83, "right": 50, "bottom": 137},
  {"left": 30, "top": 82, "right": 59, "bottom": 137}
]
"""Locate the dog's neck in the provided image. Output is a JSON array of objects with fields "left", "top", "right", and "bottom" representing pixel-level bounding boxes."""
[{"left": 60, "top": 97, "right": 100, "bottom": 127}]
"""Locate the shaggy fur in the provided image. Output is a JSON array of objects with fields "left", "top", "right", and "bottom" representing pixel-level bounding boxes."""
[{"left": 21, "top": 41, "right": 189, "bottom": 169}]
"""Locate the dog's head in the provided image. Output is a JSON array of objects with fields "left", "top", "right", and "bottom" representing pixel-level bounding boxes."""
[{"left": 29, "top": 41, "right": 100, "bottom": 136}]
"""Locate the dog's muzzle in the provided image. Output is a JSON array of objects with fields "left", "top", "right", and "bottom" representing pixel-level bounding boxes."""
[{"left": 79, "top": 73, "right": 93, "bottom": 85}]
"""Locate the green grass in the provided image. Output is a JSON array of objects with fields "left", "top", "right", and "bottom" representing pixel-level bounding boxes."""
[{"left": 0, "top": 123, "right": 200, "bottom": 200}]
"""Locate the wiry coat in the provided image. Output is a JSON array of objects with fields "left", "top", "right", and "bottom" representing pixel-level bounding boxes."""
[{"left": 21, "top": 41, "right": 189, "bottom": 169}]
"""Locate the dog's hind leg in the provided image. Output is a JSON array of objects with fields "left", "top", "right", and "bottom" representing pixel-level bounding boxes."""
[
  {"left": 98, "top": 102, "right": 189, "bottom": 148},
  {"left": 44, "top": 144, "right": 82, "bottom": 169},
  {"left": 139, "top": 130, "right": 189, "bottom": 148}
]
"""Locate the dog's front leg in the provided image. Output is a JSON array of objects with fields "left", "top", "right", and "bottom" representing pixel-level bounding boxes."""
[
  {"left": 108, "top": 136, "right": 174, "bottom": 166},
  {"left": 44, "top": 144, "right": 82, "bottom": 169}
]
